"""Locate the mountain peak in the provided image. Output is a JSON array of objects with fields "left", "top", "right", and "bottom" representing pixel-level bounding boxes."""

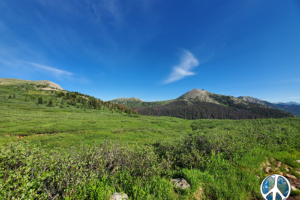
[{"left": 177, "top": 88, "right": 217, "bottom": 103}]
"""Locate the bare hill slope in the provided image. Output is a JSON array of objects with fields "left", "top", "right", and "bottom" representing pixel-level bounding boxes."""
[{"left": 0, "top": 78, "right": 63, "bottom": 90}]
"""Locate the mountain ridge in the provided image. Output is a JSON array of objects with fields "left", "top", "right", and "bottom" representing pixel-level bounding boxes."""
[{"left": 0, "top": 78, "right": 63, "bottom": 90}]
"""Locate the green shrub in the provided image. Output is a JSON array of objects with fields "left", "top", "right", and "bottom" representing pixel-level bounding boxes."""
[{"left": 0, "top": 141, "right": 171, "bottom": 199}]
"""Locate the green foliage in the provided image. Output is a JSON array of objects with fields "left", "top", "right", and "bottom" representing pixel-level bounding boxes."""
[{"left": 0, "top": 83, "right": 299, "bottom": 199}]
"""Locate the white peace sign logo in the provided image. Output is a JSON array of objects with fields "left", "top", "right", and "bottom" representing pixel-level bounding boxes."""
[{"left": 260, "top": 174, "right": 291, "bottom": 200}]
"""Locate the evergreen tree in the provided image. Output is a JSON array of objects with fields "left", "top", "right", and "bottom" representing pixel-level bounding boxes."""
[
  {"left": 47, "top": 99, "right": 54, "bottom": 107},
  {"left": 8, "top": 95, "right": 12, "bottom": 99},
  {"left": 38, "top": 97, "right": 43, "bottom": 104}
]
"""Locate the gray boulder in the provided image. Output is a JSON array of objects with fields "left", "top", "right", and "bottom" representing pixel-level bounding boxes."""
[
  {"left": 171, "top": 178, "right": 190, "bottom": 189},
  {"left": 110, "top": 192, "right": 128, "bottom": 200}
]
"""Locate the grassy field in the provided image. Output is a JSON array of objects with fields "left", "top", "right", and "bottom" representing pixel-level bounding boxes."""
[{"left": 1, "top": 83, "right": 300, "bottom": 199}]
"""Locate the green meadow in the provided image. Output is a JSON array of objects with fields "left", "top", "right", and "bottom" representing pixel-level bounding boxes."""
[{"left": 1, "top": 83, "right": 300, "bottom": 199}]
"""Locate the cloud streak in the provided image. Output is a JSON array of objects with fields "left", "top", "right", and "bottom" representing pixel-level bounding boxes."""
[
  {"left": 164, "top": 50, "right": 199, "bottom": 84},
  {"left": 27, "top": 62, "right": 72, "bottom": 77}
]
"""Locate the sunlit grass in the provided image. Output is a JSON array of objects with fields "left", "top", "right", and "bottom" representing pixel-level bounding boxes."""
[{"left": 1, "top": 83, "right": 300, "bottom": 199}]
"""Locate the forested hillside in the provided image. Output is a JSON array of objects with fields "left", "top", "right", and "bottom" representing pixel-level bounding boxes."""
[
  {"left": 133, "top": 100, "right": 295, "bottom": 120},
  {"left": 275, "top": 105, "right": 300, "bottom": 116},
  {"left": 0, "top": 83, "right": 138, "bottom": 115}
]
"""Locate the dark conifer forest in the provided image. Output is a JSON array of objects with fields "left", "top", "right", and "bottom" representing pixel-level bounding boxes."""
[{"left": 133, "top": 100, "right": 294, "bottom": 120}]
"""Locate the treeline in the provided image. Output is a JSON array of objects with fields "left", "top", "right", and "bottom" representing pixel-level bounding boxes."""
[
  {"left": 55, "top": 91, "right": 138, "bottom": 114},
  {"left": 133, "top": 100, "right": 294, "bottom": 120}
]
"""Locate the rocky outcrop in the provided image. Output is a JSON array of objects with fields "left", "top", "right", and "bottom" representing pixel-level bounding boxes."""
[{"left": 171, "top": 178, "right": 190, "bottom": 189}]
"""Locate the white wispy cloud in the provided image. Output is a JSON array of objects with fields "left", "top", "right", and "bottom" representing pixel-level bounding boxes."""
[
  {"left": 164, "top": 50, "right": 199, "bottom": 84},
  {"left": 27, "top": 62, "right": 72, "bottom": 77}
]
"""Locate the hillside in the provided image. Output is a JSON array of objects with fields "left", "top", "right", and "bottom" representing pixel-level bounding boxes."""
[
  {"left": 110, "top": 97, "right": 176, "bottom": 108},
  {"left": 129, "top": 89, "right": 296, "bottom": 120},
  {"left": 110, "top": 97, "right": 144, "bottom": 107},
  {"left": 0, "top": 81, "right": 137, "bottom": 115},
  {"left": 237, "top": 96, "right": 278, "bottom": 109},
  {"left": 0, "top": 78, "right": 63, "bottom": 90},
  {"left": 133, "top": 100, "right": 295, "bottom": 120},
  {"left": 275, "top": 104, "right": 300, "bottom": 116},
  {"left": 238, "top": 96, "right": 300, "bottom": 116}
]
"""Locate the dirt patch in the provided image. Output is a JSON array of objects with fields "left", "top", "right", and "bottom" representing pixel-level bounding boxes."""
[
  {"left": 35, "top": 132, "right": 56, "bottom": 136},
  {"left": 17, "top": 135, "right": 29, "bottom": 139}
]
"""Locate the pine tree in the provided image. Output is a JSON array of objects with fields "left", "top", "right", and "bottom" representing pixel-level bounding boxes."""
[
  {"left": 38, "top": 97, "right": 43, "bottom": 104},
  {"left": 47, "top": 99, "right": 54, "bottom": 107},
  {"left": 8, "top": 95, "right": 12, "bottom": 99}
]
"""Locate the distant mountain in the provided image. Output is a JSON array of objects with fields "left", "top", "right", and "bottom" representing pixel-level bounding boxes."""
[
  {"left": 274, "top": 105, "right": 300, "bottom": 116},
  {"left": 126, "top": 89, "right": 296, "bottom": 120},
  {"left": 111, "top": 97, "right": 143, "bottom": 104},
  {"left": 274, "top": 101, "right": 300, "bottom": 106},
  {"left": 236, "top": 97, "right": 300, "bottom": 117},
  {"left": 237, "top": 96, "right": 278, "bottom": 109},
  {"left": 272, "top": 101, "right": 300, "bottom": 116},
  {"left": 110, "top": 97, "right": 175, "bottom": 108},
  {"left": 0, "top": 78, "right": 63, "bottom": 90}
]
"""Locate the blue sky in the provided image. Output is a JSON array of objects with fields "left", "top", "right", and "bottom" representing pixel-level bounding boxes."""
[{"left": 0, "top": 0, "right": 300, "bottom": 102}]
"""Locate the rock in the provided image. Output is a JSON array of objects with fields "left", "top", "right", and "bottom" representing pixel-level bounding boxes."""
[
  {"left": 277, "top": 162, "right": 282, "bottom": 168},
  {"left": 296, "top": 160, "right": 300, "bottom": 164},
  {"left": 286, "top": 168, "right": 289, "bottom": 172},
  {"left": 286, "top": 174, "right": 297, "bottom": 180},
  {"left": 265, "top": 167, "right": 271, "bottom": 173},
  {"left": 292, "top": 185, "right": 298, "bottom": 191},
  {"left": 110, "top": 192, "right": 128, "bottom": 200},
  {"left": 171, "top": 178, "right": 190, "bottom": 189}
]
